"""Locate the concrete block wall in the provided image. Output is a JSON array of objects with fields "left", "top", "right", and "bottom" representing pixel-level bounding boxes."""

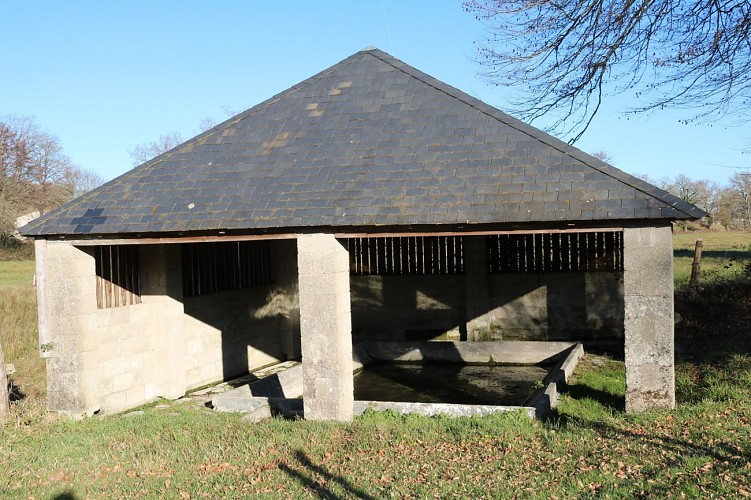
[
  {"left": 37, "top": 238, "right": 301, "bottom": 416},
  {"left": 36, "top": 241, "right": 186, "bottom": 415},
  {"left": 350, "top": 275, "right": 465, "bottom": 341},
  {"left": 182, "top": 239, "right": 300, "bottom": 387},
  {"left": 623, "top": 224, "right": 675, "bottom": 411},
  {"left": 486, "top": 272, "right": 624, "bottom": 341}
]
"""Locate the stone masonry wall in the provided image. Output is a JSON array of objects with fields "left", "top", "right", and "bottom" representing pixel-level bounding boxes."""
[{"left": 38, "top": 239, "right": 300, "bottom": 416}]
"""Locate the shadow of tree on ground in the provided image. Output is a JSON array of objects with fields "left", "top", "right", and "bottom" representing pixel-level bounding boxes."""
[{"left": 278, "top": 450, "right": 376, "bottom": 499}]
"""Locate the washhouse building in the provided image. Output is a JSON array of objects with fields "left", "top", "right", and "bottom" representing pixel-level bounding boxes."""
[{"left": 20, "top": 48, "right": 706, "bottom": 420}]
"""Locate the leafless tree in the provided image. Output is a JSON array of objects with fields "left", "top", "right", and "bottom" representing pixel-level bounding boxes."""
[
  {"left": 662, "top": 175, "right": 721, "bottom": 225},
  {"left": 129, "top": 132, "right": 184, "bottom": 165},
  {"left": 0, "top": 115, "right": 94, "bottom": 238},
  {"left": 66, "top": 167, "right": 107, "bottom": 198},
  {"left": 465, "top": 0, "right": 751, "bottom": 142},
  {"left": 591, "top": 150, "right": 613, "bottom": 164},
  {"left": 728, "top": 172, "right": 751, "bottom": 229}
]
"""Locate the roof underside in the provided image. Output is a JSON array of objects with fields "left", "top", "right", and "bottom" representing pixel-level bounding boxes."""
[{"left": 21, "top": 49, "right": 706, "bottom": 237}]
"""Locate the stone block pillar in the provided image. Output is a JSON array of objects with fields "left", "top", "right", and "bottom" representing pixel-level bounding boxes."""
[
  {"left": 623, "top": 224, "right": 675, "bottom": 412},
  {"left": 464, "top": 236, "right": 491, "bottom": 340},
  {"left": 297, "top": 234, "right": 353, "bottom": 421}
]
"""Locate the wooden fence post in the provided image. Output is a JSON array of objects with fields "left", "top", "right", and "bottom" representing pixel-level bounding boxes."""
[{"left": 689, "top": 238, "right": 703, "bottom": 286}]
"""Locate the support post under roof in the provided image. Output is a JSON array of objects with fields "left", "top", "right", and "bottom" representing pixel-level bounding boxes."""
[
  {"left": 623, "top": 224, "right": 675, "bottom": 411},
  {"left": 297, "top": 233, "right": 354, "bottom": 421}
]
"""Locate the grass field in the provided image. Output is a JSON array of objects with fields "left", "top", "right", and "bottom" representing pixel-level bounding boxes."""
[
  {"left": 0, "top": 260, "right": 46, "bottom": 409},
  {"left": 672, "top": 231, "right": 751, "bottom": 288},
  {"left": 0, "top": 260, "right": 35, "bottom": 289},
  {"left": 1, "top": 234, "right": 750, "bottom": 498}
]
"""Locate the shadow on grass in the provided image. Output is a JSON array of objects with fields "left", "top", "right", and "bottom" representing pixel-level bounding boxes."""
[
  {"left": 558, "top": 383, "right": 624, "bottom": 412},
  {"left": 673, "top": 249, "right": 751, "bottom": 260},
  {"left": 9, "top": 381, "right": 26, "bottom": 402},
  {"left": 550, "top": 411, "right": 749, "bottom": 498},
  {"left": 52, "top": 491, "right": 78, "bottom": 500},
  {"left": 548, "top": 408, "right": 749, "bottom": 465},
  {"left": 278, "top": 450, "right": 376, "bottom": 499}
]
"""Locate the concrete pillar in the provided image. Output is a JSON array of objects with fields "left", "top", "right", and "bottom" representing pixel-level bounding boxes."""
[
  {"left": 623, "top": 224, "right": 675, "bottom": 412},
  {"left": 35, "top": 240, "right": 99, "bottom": 416},
  {"left": 297, "top": 234, "right": 353, "bottom": 421},
  {"left": 464, "top": 236, "right": 491, "bottom": 340}
]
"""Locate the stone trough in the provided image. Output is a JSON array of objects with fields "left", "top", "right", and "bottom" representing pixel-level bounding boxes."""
[{"left": 211, "top": 341, "right": 584, "bottom": 421}]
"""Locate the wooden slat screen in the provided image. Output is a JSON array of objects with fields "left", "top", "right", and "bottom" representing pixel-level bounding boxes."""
[
  {"left": 488, "top": 232, "right": 623, "bottom": 273},
  {"left": 95, "top": 245, "right": 141, "bottom": 309},
  {"left": 346, "top": 236, "right": 464, "bottom": 275},
  {"left": 182, "top": 241, "right": 271, "bottom": 297}
]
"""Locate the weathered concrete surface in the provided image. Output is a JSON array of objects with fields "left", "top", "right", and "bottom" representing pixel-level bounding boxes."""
[
  {"left": 350, "top": 274, "right": 465, "bottom": 341},
  {"left": 350, "top": 263, "right": 624, "bottom": 343},
  {"left": 623, "top": 224, "right": 675, "bottom": 411},
  {"left": 525, "top": 343, "right": 585, "bottom": 417},
  {"left": 464, "top": 236, "right": 491, "bottom": 337},
  {"left": 240, "top": 404, "right": 272, "bottom": 423},
  {"left": 214, "top": 341, "right": 583, "bottom": 420},
  {"left": 353, "top": 401, "right": 536, "bottom": 418},
  {"left": 525, "top": 383, "right": 559, "bottom": 419},
  {"left": 36, "top": 242, "right": 191, "bottom": 416},
  {"left": 361, "top": 340, "right": 578, "bottom": 365},
  {"left": 35, "top": 239, "right": 89, "bottom": 415},
  {"left": 213, "top": 390, "right": 272, "bottom": 413},
  {"left": 352, "top": 342, "right": 374, "bottom": 372},
  {"left": 212, "top": 363, "right": 304, "bottom": 411},
  {"left": 486, "top": 272, "right": 624, "bottom": 341},
  {"left": 546, "top": 343, "right": 585, "bottom": 385},
  {"left": 38, "top": 238, "right": 303, "bottom": 417},
  {"left": 297, "top": 234, "right": 353, "bottom": 421}
]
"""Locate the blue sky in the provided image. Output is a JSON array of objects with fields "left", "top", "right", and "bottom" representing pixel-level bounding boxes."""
[{"left": 1, "top": 1, "right": 748, "bottom": 185}]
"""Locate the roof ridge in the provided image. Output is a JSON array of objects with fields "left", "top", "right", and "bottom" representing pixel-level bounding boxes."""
[{"left": 365, "top": 49, "right": 705, "bottom": 219}]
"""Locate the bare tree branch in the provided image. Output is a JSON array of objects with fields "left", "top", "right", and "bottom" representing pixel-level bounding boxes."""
[
  {"left": 465, "top": 0, "right": 751, "bottom": 141},
  {"left": 129, "top": 132, "right": 183, "bottom": 166}
]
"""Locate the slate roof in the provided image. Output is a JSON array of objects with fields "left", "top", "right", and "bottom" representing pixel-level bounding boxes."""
[{"left": 21, "top": 48, "right": 706, "bottom": 237}]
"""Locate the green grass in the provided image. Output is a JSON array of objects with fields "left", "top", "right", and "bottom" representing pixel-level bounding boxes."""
[
  {"left": 672, "top": 231, "right": 751, "bottom": 289},
  {"left": 0, "top": 260, "right": 35, "bottom": 289},
  {"left": 1, "top": 234, "right": 750, "bottom": 498},
  {"left": 1, "top": 350, "right": 749, "bottom": 498},
  {"left": 0, "top": 270, "right": 46, "bottom": 411}
]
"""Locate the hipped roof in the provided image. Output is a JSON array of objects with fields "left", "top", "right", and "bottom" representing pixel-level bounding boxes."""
[{"left": 21, "top": 48, "right": 706, "bottom": 237}]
